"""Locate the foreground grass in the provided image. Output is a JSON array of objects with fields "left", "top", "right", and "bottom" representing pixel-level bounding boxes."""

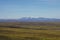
[{"left": 0, "top": 27, "right": 60, "bottom": 40}]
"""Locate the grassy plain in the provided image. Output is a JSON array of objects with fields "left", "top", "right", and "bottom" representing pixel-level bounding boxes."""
[{"left": 0, "top": 22, "right": 60, "bottom": 40}]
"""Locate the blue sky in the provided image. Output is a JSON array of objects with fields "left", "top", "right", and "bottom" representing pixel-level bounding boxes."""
[{"left": 0, "top": 0, "right": 60, "bottom": 19}]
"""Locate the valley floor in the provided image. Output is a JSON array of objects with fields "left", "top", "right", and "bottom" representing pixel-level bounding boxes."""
[{"left": 0, "top": 27, "right": 60, "bottom": 40}]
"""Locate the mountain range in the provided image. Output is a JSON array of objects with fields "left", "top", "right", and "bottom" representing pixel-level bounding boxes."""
[{"left": 0, "top": 17, "right": 60, "bottom": 22}]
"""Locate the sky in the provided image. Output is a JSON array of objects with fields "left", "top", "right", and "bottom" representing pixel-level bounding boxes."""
[{"left": 0, "top": 0, "right": 60, "bottom": 19}]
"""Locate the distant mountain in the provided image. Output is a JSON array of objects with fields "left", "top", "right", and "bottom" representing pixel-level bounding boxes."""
[
  {"left": 0, "top": 17, "right": 60, "bottom": 22},
  {"left": 18, "top": 17, "right": 60, "bottom": 22},
  {"left": 0, "top": 19, "right": 18, "bottom": 22}
]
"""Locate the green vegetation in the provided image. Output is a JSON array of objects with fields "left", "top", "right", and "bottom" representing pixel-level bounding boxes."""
[{"left": 0, "top": 22, "right": 60, "bottom": 40}]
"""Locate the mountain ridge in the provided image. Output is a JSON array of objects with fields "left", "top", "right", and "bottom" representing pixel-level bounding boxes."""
[{"left": 0, "top": 17, "right": 60, "bottom": 22}]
